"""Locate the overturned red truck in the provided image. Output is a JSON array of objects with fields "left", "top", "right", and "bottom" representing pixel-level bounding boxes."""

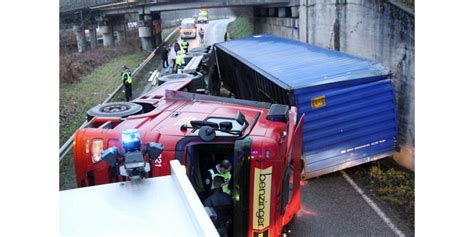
[{"left": 73, "top": 79, "right": 304, "bottom": 237}]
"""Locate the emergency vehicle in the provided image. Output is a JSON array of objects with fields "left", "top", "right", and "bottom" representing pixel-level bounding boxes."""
[
  {"left": 180, "top": 18, "right": 197, "bottom": 39},
  {"left": 198, "top": 8, "right": 209, "bottom": 24},
  {"left": 72, "top": 78, "right": 304, "bottom": 236}
]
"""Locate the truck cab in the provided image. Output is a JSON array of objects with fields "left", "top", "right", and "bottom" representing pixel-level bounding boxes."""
[{"left": 73, "top": 80, "right": 304, "bottom": 236}]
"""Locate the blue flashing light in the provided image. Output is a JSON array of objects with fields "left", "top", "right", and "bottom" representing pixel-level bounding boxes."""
[{"left": 122, "top": 129, "right": 142, "bottom": 152}]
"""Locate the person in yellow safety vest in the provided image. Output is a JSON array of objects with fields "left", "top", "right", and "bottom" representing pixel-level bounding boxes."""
[
  {"left": 175, "top": 50, "right": 186, "bottom": 72},
  {"left": 224, "top": 31, "right": 231, "bottom": 41},
  {"left": 205, "top": 160, "right": 232, "bottom": 195},
  {"left": 121, "top": 65, "right": 133, "bottom": 101},
  {"left": 181, "top": 40, "right": 190, "bottom": 53}
]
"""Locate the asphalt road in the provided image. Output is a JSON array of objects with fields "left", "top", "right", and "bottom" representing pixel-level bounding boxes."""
[{"left": 288, "top": 168, "right": 414, "bottom": 237}]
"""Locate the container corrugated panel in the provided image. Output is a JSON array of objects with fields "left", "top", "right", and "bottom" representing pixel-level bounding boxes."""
[{"left": 215, "top": 34, "right": 398, "bottom": 178}]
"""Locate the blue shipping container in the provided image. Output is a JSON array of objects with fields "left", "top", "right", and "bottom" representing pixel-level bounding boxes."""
[{"left": 215, "top": 34, "right": 398, "bottom": 178}]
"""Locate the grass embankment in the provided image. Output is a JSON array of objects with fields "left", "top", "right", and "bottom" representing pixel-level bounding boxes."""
[
  {"left": 161, "top": 27, "right": 178, "bottom": 42},
  {"left": 227, "top": 16, "right": 254, "bottom": 40},
  {"left": 354, "top": 161, "right": 415, "bottom": 228},
  {"left": 59, "top": 52, "right": 147, "bottom": 146},
  {"left": 60, "top": 52, "right": 146, "bottom": 190}
]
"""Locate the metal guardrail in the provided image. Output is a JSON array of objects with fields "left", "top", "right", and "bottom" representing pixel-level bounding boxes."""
[{"left": 59, "top": 27, "right": 178, "bottom": 162}]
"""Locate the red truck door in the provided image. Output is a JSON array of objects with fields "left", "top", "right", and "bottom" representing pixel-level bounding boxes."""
[{"left": 283, "top": 114, "right": 304, "bottom": 225}]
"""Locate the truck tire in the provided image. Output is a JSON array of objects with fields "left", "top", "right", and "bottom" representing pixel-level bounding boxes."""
[{"left": 86, "top": 102, "right": 143, "bottom": 120}]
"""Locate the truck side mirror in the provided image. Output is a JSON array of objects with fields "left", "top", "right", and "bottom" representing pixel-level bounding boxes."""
[
  {"left": 101, "top": 147, "right": 119, "bottom": 166},
  {"left": 147, "top": 142, "right": 164, "bottom": 161}
]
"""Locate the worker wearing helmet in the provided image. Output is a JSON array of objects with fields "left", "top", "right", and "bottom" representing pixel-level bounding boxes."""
[
  {"left": 181, "top": 39, "right": 190, "bottom": 53},
  {"left": 205, "top": 160, "right": 232, "bottom": 195},
  {"left": 121, "top": 65, "right": 133, "bottom": 101}
]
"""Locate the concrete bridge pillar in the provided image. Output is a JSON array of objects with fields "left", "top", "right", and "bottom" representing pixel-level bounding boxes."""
[
  {"left": 99, "top": 24, "right": 114, "bottom": 47},
  {"left": 278, "top": 7, "right": 291, "bottom": 17},
  {"left": 138, "top": 14, "right": 158, "bottom": 52},
  {"left": 115, "top": 24, "right": 126, "bottom": 44},
  {"left": 152, "top": 14, "right": 162, "bottom": 47},
  {"left": 72, "top": 25, "right": 87, "bottom": 53},
  {"left": 139, "top": 25, "right": 154, "bottom": 52},
  {"left": 299, "top": 0, "right": 308, "bottom": 43},
  {"left": 89, "top": 24, "right": 98, "bottom": 49}
]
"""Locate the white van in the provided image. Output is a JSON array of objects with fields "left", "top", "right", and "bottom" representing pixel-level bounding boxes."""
[{"left": 180, "top": 18, "right": 197, "bottom": 39}]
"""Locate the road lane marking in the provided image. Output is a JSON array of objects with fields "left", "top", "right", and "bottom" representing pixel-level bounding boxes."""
[{"left": 340, "top": 170, "right": 405, "bottom": 237}]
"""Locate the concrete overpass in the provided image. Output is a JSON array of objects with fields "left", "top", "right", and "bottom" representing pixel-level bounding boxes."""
[
  {"left": 60, "top": 0, "right": 296, "bottom": 52},
  {"left": 60, "top": 0, "right": 292, "bottom": 14}
]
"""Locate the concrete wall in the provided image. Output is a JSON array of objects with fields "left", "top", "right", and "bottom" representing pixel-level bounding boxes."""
[
  {"left": 255, "top": 0, "right": 415, "bottom": 168},
  {"left": 255, "top": 16, "right": 299, "bottom": 40}
]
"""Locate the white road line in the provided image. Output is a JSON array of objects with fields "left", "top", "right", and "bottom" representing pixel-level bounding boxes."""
[{"left": 340, "top": 170, "right": 405, "bottom": 237}]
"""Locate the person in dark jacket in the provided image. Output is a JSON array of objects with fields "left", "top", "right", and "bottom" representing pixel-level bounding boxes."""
[
  {"left": 161, "top": 46, "right": 169, "bottom": 68},
  {"left": 121, "top": 65, "right": 133, "bottom": 101},
  {"left": 204, "top": 175, "right": 233, "bottom": 237},
  {"left": 173, "top": 40, "right": 181, "bottom": 53}
]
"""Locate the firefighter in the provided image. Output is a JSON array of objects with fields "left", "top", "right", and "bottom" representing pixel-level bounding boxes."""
[
  {"left": 181, "top": 39, "right": 189, "bottom": 53},
  {"left": 174, "top": 49, "right": 186, "bottom": 73},
  {"left": 205, "top": 160, "right": 232, "bottom": 195},
  {"left": 224, "top": 31, "right": 231, "bottom": 41},
  {"left": 121, "top": 65, "right": 133, "bottom": 101},
  {"left": 204, "top": 175, "right": 232, "bottom": 237}
]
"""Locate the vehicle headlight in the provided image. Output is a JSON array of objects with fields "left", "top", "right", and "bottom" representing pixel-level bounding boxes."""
[{"left": 91, "top": 139, "right": 103, "bottom": 163}]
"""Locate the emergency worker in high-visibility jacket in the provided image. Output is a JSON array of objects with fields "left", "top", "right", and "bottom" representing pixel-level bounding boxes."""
[
  {"left": 181, "top": 40, "right": 189, "bottom": 53},
  {"left": 205, "top": 160, "right": 232, "bottom": 195},
  {"left": 121, "top": 65, "right": 133, "bottom": 101},
  {"left": 224, "top": 31, "right": 231, "bottom": 41},
  {"left": 174, "top": 49, "right": 186, "bottom": 73}
]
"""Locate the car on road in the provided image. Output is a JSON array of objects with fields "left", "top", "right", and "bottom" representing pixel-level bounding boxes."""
[
  {"left": 197, "top": 11, "right": 209, "bottom": 24},
  {"left": 180, "top": 18, "right": 197, "bottom": 39}
]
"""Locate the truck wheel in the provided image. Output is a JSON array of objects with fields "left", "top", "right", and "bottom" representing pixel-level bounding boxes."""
[{"left": 87, "top": 102, "right": 143, "bottom": 120}]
